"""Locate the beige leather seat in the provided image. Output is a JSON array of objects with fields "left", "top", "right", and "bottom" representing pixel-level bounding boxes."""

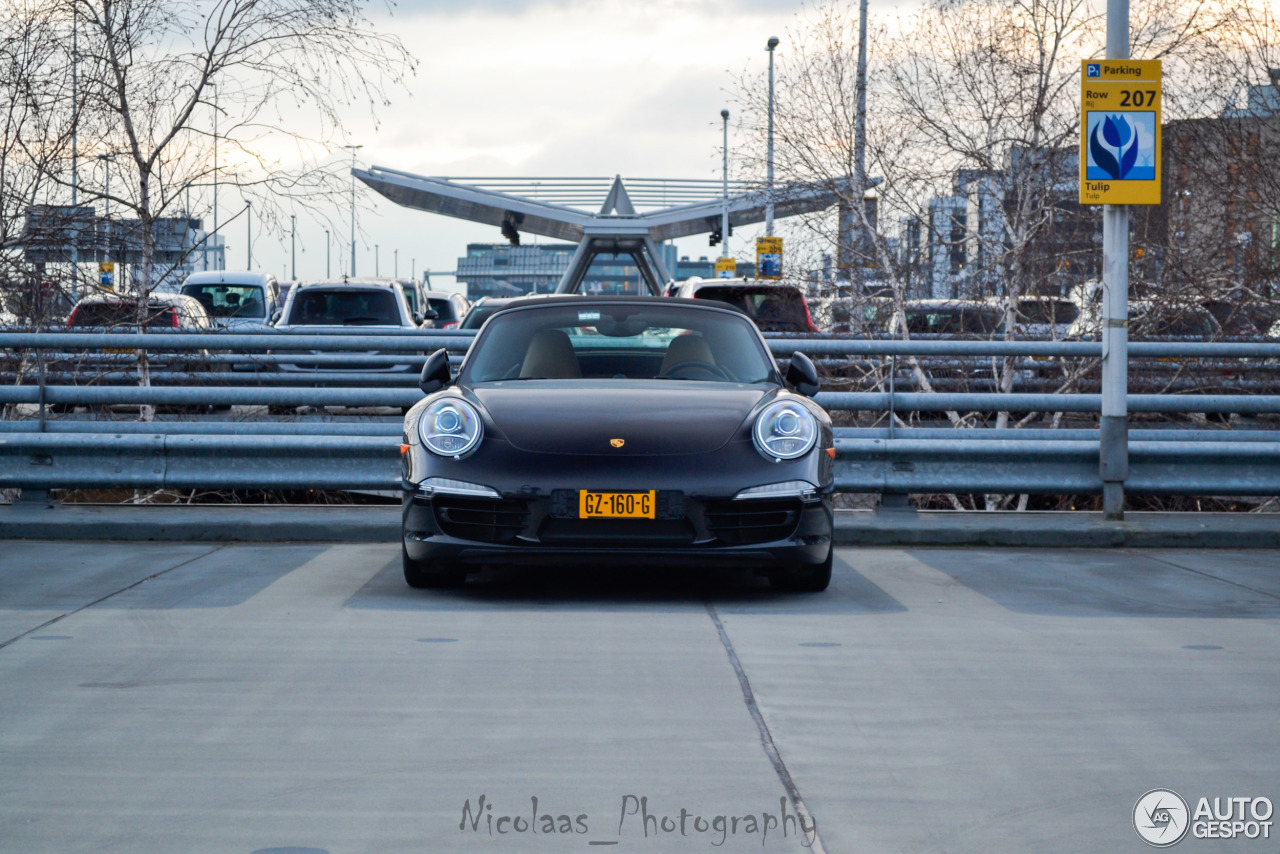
[
  {"left": 520, "top": 328, "right": 582, "bottom": 378},
  {"left": 660, "top": 334, "right": 715, "bottom": 375}
]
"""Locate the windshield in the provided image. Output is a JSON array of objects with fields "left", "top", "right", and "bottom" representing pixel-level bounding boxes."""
[
  {"left": 694, "top": 286, "right": 811, "bottom": 332},
  {"left": 400, "top": 285, "right": 419, "bottom": 313},
  {"left": 1017, "top": 300, "right": 1078, "bottom": 325},
  {"left": 69, "top": 302, "right": 186, "bottom": 328},
  {"left": 1132, "top": 308, "right": 1216, "bottom": 338},
  {"left": 427, "top": 297, "right": 456, "bottom": 320},
  {"left": 460, "top": 303, "right": 504, "bottom": 329},
  {"left": 181, "top": 284, "right": 266, "bottom": 319},
  {"left": 286, "top": 288, "right": 402, "bottom": 326},
  {"left": 462, "top": 303, "right": 777, "bottom": 384},
  {"left": 887, "top": 306, "right": 1005, "bottom": 335}
]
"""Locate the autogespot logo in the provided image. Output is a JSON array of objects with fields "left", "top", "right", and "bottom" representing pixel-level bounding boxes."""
[{"left": 1134, "top": 789, "right": 1191, "bottom": 847}]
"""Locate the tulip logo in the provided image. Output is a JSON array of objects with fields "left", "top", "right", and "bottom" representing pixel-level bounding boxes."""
[{"left": 1087, "top": 112, "right": 1156, "bottom": 181}]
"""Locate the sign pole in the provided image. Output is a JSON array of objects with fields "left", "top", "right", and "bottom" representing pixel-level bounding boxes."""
[{"left": 1100, "top": 0, "right": 1130, "bottom": 520}]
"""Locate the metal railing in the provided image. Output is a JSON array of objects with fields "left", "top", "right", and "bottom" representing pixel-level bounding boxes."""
[{"left": 4, "top": 328, "right": 1280, "bottom": 497}]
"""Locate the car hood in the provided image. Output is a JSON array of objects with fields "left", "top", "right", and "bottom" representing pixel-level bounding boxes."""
[{"left": 470, "top": 380, "right": 770, "bottom": 456}]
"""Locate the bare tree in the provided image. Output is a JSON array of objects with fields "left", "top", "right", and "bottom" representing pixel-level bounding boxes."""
[
  {"left": 734, "top": 0, "right": 1273, "bottom": 510},
  {"left": 4, "top": 0, "right": 417, "bottom": 419}
]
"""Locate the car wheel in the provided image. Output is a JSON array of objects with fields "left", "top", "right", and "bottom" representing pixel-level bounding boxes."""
[
  {"left": 769, "top": 549, "right": 833, "bottom": 593},
  {"left": 402, "top": 543, "right": 466, "bottom": 589}
]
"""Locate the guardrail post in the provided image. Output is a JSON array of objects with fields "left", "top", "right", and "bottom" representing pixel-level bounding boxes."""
[
  {"left": 1100, "top": 205, "right": 1130, "bottom": 520},
  {"left": 36, "top": 342, "right": 47, "bottom": 434}
]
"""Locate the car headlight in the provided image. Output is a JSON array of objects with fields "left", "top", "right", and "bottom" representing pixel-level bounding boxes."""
[
  {"left": 419, "top": 398, "right": 483, "bottom": 458},
  {"left": 753, "top": 400, "right": 817, "bottom": 461}
]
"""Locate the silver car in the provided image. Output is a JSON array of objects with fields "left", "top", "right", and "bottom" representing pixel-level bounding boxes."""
[
  {"left": 271, "top": 279, "right": 424, "bottom": 373},
  {"left": 180, "top": 270, "right": 279, "bottom": 332}
]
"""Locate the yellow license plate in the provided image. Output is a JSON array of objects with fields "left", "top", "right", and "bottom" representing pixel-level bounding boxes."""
[{"left": 579, "top": 490, "right": 656, "bottom": 519}]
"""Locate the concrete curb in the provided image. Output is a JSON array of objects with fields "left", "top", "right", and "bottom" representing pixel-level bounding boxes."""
[
  {"left": 831, "top": 510, "right": 1280, "bottom": 549},
  {"left": 2, "top": 502, "right": 1280, "bottom": 548}
]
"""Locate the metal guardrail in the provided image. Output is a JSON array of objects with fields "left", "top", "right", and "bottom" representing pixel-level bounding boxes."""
[{"left": 4, "top": 328, "right": 1280, "bottom": 497}]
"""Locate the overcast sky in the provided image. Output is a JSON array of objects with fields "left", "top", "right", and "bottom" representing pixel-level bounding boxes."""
[{"left": 248, "top": 0, "right": 810, "bottom": 291}]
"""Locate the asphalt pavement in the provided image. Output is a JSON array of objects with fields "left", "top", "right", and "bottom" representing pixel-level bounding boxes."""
[{"left": 1, "top": 541, "right": 1277, "bottom": 853}]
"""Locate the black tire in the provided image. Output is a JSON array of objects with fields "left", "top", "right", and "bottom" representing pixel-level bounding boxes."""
[
  {"left": 769, "top": 549, "right": 833, "bottom": 593},
  {"left": 402, "top": 543, "right": 466, "bottom": 589}
]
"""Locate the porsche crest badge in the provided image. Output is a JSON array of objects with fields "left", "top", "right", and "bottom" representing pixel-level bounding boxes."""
[{"left": 610, "top": 438, "right": 625, "bottom": 448}]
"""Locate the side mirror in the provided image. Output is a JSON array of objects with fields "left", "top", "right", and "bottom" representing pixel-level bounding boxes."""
[
  {"left": 270, "top": 308, "right": 282, "bottom": 325},
  {"left": 412, "top": 312, "right": 424, "bottom": 326},
  {"left": 421, "top": 308, "right": 439, "bottom": 321},
  {"left": 786, "top": 351, "right": 821, "bottom": 397},
  {"left": 418, "top": 348, "right": 452, "bottom": 394}
]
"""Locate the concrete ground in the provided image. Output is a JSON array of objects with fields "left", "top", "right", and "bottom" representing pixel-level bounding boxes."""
[
  {"left": 5, "top": 501, "right": 1280, "bottom": 548},
  {"left": 1, "top": 542, "right": 1277, "bottom": 853}
]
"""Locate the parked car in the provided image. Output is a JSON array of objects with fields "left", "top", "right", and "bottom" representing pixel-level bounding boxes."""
[
  {"left": 271, "top": 278, "right": 424, "bottom": 373},
  {"left": 875, "top": 299, "right": 1005, "bottom": 337},
  {"left": 67, "top": 292, "right": 214, "bottom": 331},
  {"left": 1065, "top": 300, "right": 1219, "bottom": 340},
  {"left": 825, "top": 296, "right": 892, "bottom": 335},
  {"left": 1200, "top": 300, "right": 1262, "bottom": 338},
  {"left": 394, "top": 278, "right": 426, "bottom": 318},
  {"left": 1003, "top": 295, "right": 1079, "bottom": 339},
  {"left": 400, "top": 296, "right": 833, "bottom": 591},
  {"left": 180, "top": 270, "right": 279, "bottom": 332},
  {"left": 63, "top": 293, "right": 218, "bottom": 399},
  {"left": 667, "top": 277, "right": 821, "bottom": 333},
  {"left": 422, "top": 290, "right": 471, "bottom": 330},
  {"left": 459, "top": 294, "right": 573, "bottom": 330}
]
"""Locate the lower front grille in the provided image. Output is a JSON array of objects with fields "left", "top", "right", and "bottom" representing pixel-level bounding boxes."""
[
  {"left": 538, "top": 517, "right": 696, "bottom": 545},
  {"left": 704, "top": 498, "right": 802, "bottom": 546},
  {"left": 433, "top": 496, "right": 530, "bottom": 543}
]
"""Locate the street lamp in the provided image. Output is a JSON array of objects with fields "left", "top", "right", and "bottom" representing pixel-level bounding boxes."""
[
  {"left": 97, "top": 153, "right": 116, "bottom": 289},
  {"left": 244, "top": 200, "right": 252, "bottom": 268},
  {"left": 342, "top": 144, "right": 362, "bottom": 276},
  {"left": 290, "top": 214, "right": 296, "bottom": 280},
  {"left": 375, "top": 243, "right": 380, "bottom": 277},
  {"left": 210, "top": 82, "right": 219, "bottom": 270},
  {"left": 766, "top": 36, "right": 779, "bottom": 237},
  {"left": 325, "top": 228, "right": 330, "bottom": 278},
  {"left": 394, "top": 248, "right": 399, "bottom": 279},
  {"left": 721, "top": 109, "right": 730, "bottom": 264}
]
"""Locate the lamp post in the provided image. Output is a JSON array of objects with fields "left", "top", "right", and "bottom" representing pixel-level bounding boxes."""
[
  {"left": 375, "top": 243, "right": 380, "bottom": 277},
  {"left": 210, "top": 83, "right": 219, "bottom": 270},
  {"left": 244, "top": 200, "right": 252, "bottom": 268},
  {"left": 343, "top": 144, "right": 362, "bottom": 276},
  {"left": 325, "top": 228, "right": 330, "bottom": 278},
  {"left": 290, "top": 214, "right": 296, "bottom": 280},
  {"left": 98, "top": 153, "right": 115, "bottom": 289},
  {"left": 394, "top": 248, "right": 399, "bottom": 279},
  {"left": 71, "top": 4, "right": 78, "bottom": 295},
  {"left": 721, "top": 108, "right": 730, "bottom": 263},
  {"left": 766, "top": 36, "right": 779, "bottom": 237},
  {"left": 853, "top": 0, "right": 869, "bottom": 292}
]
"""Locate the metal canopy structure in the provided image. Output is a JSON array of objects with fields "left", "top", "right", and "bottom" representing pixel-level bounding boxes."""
[{"left": 354, "top": 167, "right": 849, "bottom": 294}]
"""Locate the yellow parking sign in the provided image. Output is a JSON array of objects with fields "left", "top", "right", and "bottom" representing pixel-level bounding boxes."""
[
  {"left": 756, "top": 236, "right": 783, "bottom": 279},
  {"left": 714, "top": 257, "right": 736, "bottom": 279},
  {"left": 1080, "top": 59, "right": 1162, "bottom": 205}
]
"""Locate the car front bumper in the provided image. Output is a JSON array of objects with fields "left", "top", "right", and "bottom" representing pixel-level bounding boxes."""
[{"left": 401, "top": 487, "right": 833, "bottom": 569}]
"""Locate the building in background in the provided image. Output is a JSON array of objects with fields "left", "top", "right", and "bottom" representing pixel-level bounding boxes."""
[
  {"left": 21, "top": 206, "right": 226, "bottom": 296},
  {"left": 456, "top": 242, "right": 757, "bottom": 298}
]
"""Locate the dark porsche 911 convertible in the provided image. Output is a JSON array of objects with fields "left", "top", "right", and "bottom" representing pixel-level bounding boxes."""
[{"left": 400, "top": 296, "right": 834, "bottom": 591}]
